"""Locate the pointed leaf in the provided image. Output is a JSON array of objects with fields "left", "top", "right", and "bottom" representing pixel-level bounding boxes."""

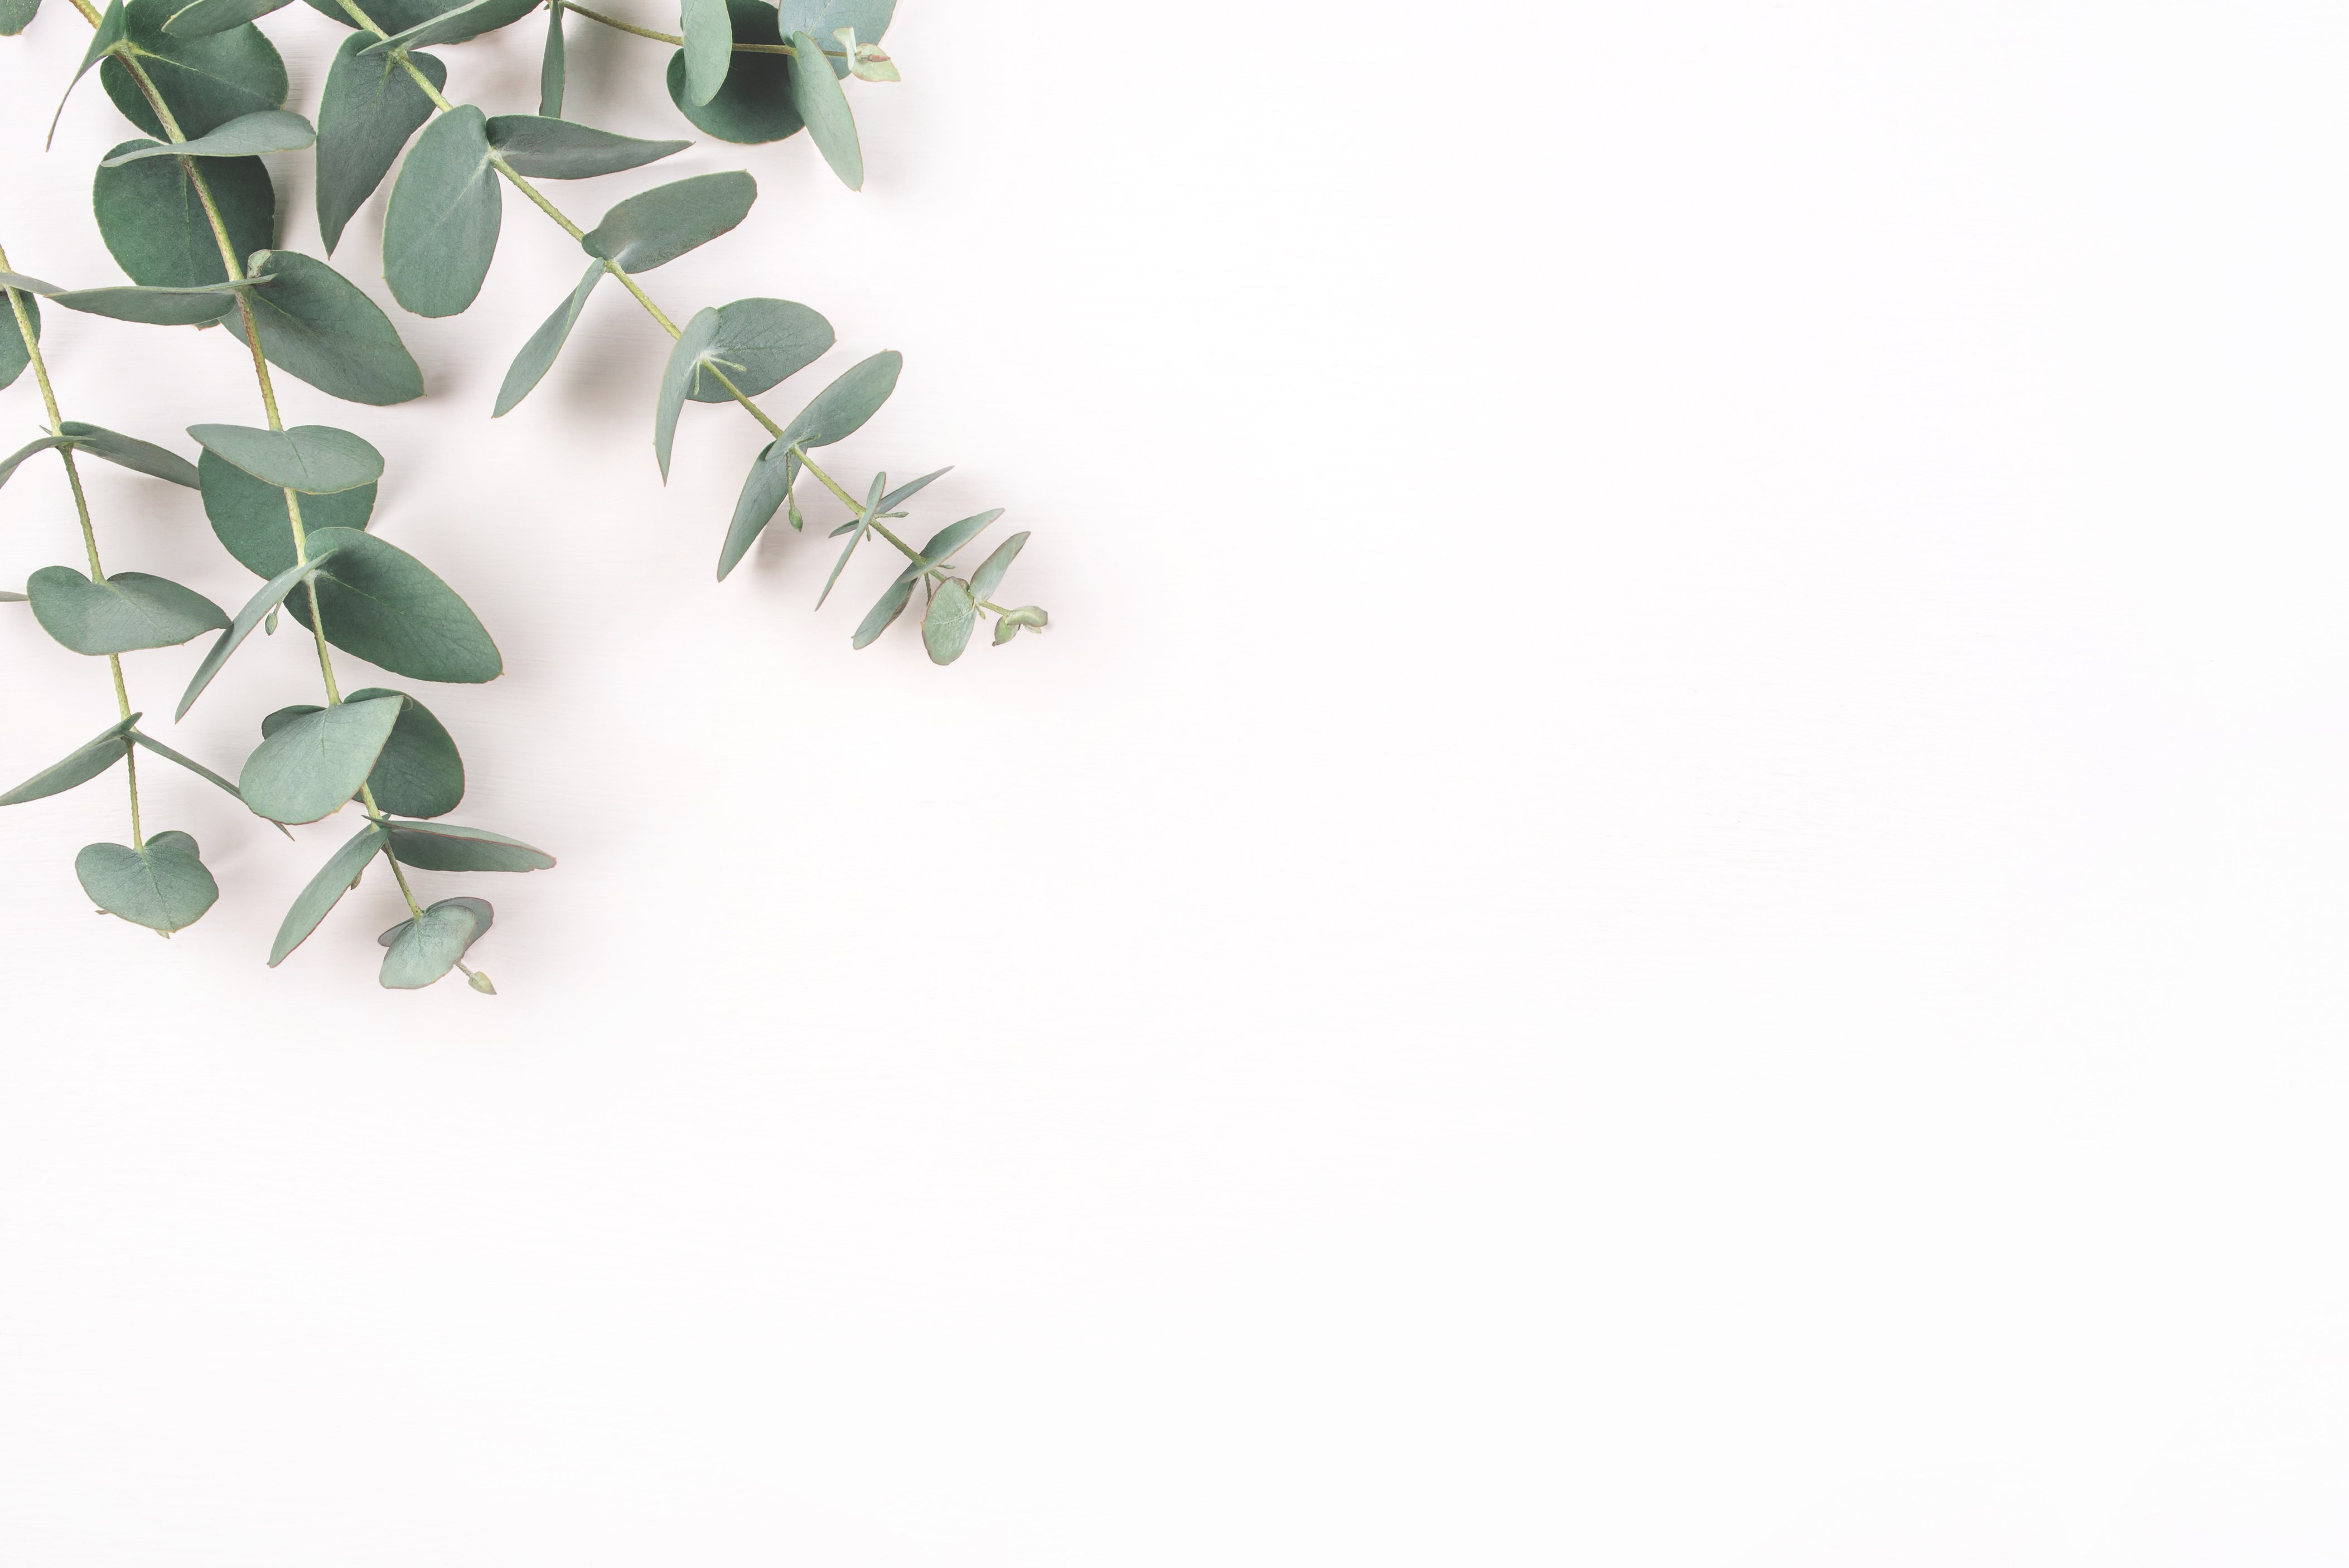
[
  {"left": 653, "top": 306, "right": 720, "bottom": 481},
  {"left": 239, "top": 693, "right": 402, "bottom": 824},
  {"left": 787, "top": 30, "right": 862, "bottom": 189},
  {"left": 384, "top": 818, "right": 554, "bottom": 872},
  {"left": 850, "top": 577, "right": 912, "bottom": 649},
  {"left": 316, "top": 36, "right": 448, "bottom": 257},
  {"left": 299, "top": 0, "right": 534, "bottom": 40},
  {"left": 0, "top": 435, "right": 74, "bottom": 490},
  {"left": 664, "top": 0, "right": 799, "bottom": 144},
  {"left": 176, "top": 534, "right": 354, "bottom": 718},
  {"left": 128, "top": 728, "right": 248, "bottom": 807},
  {"left": 539, "top": 0, "right": 565, "bottom": 115},
  {"left": 288, "top": 527, "right": 502, "bottom": 684},
  {"left": 362, "top": 0, "right": 535, "bottom": 52},
  {"left": 27, "top": 567, "right": 229, "bottom": 655},
  {"left": 717, "top": 350, "right": 901, "bottom": 578},
  {"left": 0, "top": 715, "right": 137, "bottom": 807},
  {"left": 383, "top": 104, "right": 501, "bottom": 318},
  {"left": 485, "top": 114, "right": 690, "bottom": 179},
  {"left": 99, "top": 0, "right": 287, "bottom": 142},
  {"left": 268, "top": 820, "right": 385, "bottom": 965},
  {"left": 921, "top": 577, "right": 975, "bottom": 665},
  {"left": 199, "top": 447, "right": 374, "bottom": 578},
  {"left": 494, "top": 258, "right": 601, "bottom": 417},
  {"left": 814, "top": 468, "right": 883, "bottom": 608},
  {"left": 100, "top": 108, "right": 312, "bottom": 163},
  {"left": 77, "top": 831, "right": 218, "bottom": 932},
  {"left": 378, "top": 894, "right": 493, "bottom": 987},
  {"left": 683, "top": 297, "right": 832, "bottom": 403},
  {"left": 245, "top": 249, "right": 426, "bottom": 406},
  {"left": 52, "top": 0, "right": 127, "bottom": 147},
  {"left": 48, "top": 283, "right": 243, "bottom": 326},
  {"left": 890, "top": 509, "right": 1002, "bottom": 587},
  {"left": 162, "top": 0, "right": 293, "bottom": 36},
  {"left": 56, "top": 422, "right": 200, "bottom": 487},
  {"left": 967, "top": 530, "right": 1028, "bottom": 603},
  {"left": 93, "top": 139, "right": 274, "bottom": 288},
  {"left": 580, "top": 170, "right": 755, "bottom": 273},
  {"left": 187, "top": 422, "right": 382, "bottom": 492}
]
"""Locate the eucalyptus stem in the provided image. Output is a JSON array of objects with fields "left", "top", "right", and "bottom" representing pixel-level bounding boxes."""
[
  {"left": 557, "top": 3, "right": 840, "bottom": 56},
  {"left": 1, "top": 245, "right": 144, "bottom": 850}
]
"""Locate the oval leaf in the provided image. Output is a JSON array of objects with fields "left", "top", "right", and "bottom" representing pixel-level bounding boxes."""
[
  {"left": 966, "top": 530, "right": 1028, "bottom": 603},
  {"left": 484, "top": 114, "right": 690, "bottom": 179},
  {"left": 921, "top": 577, "right": 976, "bottom": 665},
  {"left": 99, "top": 0, "right": 287, "bottom": 141},
  {"left": 0, "top": 289, "right": 37, "bottom": 391},
  {"left": 93, "top": 139, "right": 273, "bottom": 288},
  {"left": 683, "top": 296, "right": 832, "bottom": 403},
  {"left": 289, "top": 527, "right": 502, "bottom": 684},
  {"left": 77, "top": 831, "right": 218, "bottom": 932},
  {"left": 199, "top": 447, "right": 375, "bottom": 578},
  {"left": 378, "top": 894, "right": 493, "bottom": 988},
  {"left": 581, "top": 170, "right": 755, "bottom": 273},
  {"left": 187, "top": 422, "right": 383, "bottom": 492},
  {"left": 265, "top": 687, "right": 464, "bottom": 817},
  {"left": 680, "top": 0, "right": 730, "bottom": 104},
  {"left": 383, "top": 104, "right": 501, "bottom": 319},
  {"left": 0, "top": 715, "right": 137, "bottom": 807},
  {"left": 664, "top": 0, "right": 800, "bottom": 145},
  {"left": 239, "top": 693, "right": 403, "bottom": 824},
  {"left": 850, "top": 576, "right": 912, "bottom": 649},
  {"left": 100, "top": 108, "right": 312, "bottom": 163},
  {"left": 385, "top": 818, "right": 554, "bottom": 872},
  {"left": 49, "top": 283, "right": 242, "bottom": 326},
  {"left": 360, "top": 0, "right": 537, "bottom": 52},
  {"left": 316, "top": 35, "right": 448, "bottom": 257},
  {"left": 786, "top": 30, "right": 861, "bottom": 190},
  {"left": 245, "top": 250, "right": 426, "bottom": 406},
  {"left": 27, "top": 566, "right": 229, "bottom": 655}
]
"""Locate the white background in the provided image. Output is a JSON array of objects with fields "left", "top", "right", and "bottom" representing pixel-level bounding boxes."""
[{"left": 3, "top": 1, "right": 2347, "bottom": 1561}]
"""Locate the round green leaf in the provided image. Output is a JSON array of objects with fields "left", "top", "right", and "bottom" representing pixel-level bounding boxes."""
[
  {"left": 288, "top": 527, "right": 502, "bottom": 684},
  {"left": 240, "top": 693, "right": 402, "bottom": 824},
  {"left": 199, "top": 446, "right": 375, "bottom": 577},
  {"left": 316, "top": 35, "right": 448, "bottom": 257},
  {"left": 268, "top": 687, "right": 463, "bottom": 817},
  {"left": 664, "top": 0, "right": 801, "bottom": 145},
  {"left": 245, "top": 249, "right": 426, "bottom": 406},
  {"left": 93, "top": 139, "right": 274, "bottom": 288},
  {"left": 383, "top": 103, "right": 501, "bottom": 318},
  {"left": 27, "top": 566, "right": 229, "bottom": 654},
  {"left": 77, "top": 830, "right": 218, "bottom": 932},
  {"left": 100, "top": 0, "right": 288, "bottom": 141},
  {"left": 377, "top": 894, "right": 493, "bottom": 988}
]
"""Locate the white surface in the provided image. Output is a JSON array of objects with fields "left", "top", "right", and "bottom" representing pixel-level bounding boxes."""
[{"left": 2, "top": 1, "right": 2346, "bottom": 1562}]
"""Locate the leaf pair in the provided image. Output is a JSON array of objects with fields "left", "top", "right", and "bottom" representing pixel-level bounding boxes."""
[
  {"left": 655, "top": 297, "right": 832, "bottom": 476},
  {"left": 272, "top": 817, "right": 550, "bottom": 966},
  {"left": 257, "top": 687, "right": 462, "bottom": 821},
  {"left": 720, "top": 349, "right": 901, "bottom": 577},
  {"left": 0, "top": 422, "right": 198, "bottom": 491}
]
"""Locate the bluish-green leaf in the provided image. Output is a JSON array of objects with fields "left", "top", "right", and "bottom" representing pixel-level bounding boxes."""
[
  {"left": 787, "top": 29, "right": 861, "bottom": 189},
  {"left": 315, "top": 36, "right": 448, "bottom": 257},
  {"left": 653, "top": 306, "right": 719, "bottom": 480},
  {"left": 263, "top": 686, "right": 463, "bottom": 817},
  {"left": 580, "top": 170, "right": 755, "bottom": 273},
  {"left": 77, "top": 830, "right": 218, "bottom": 932},
  {"left": 161, "top": 0, "right": 292, "bottom": 37},
  {"left": 921, "top": 576, "right": 975, "bottom": 665},
  {"left": 814, "top": 468, "right": 884, "bottom": 608},
  {"left": 992, "top": 604, "right": 1047, "bottom": 643},
  {"left": 187, "top": 422, "right": 381, "bottom": 492},
  {"left": 0, "top": 435, "right": 74, "bottom": 489},
  {"left": 967, "top": 530, "right": 1027, "bottom": 603},
  {"left": 57, "top": 422, "right": 201, "bottom": 487},
  {"left": 887, "top": 509, "right": 999, "bottom": 592},
  {"left": 239, "top": 692, "right": 402, "bottom": 823},
  {"left": 100, "top": 108, "right": 312, "bottom": 163},
  {"left": 268, "top": 819, "right": 384, "bottom": 965},
  {"left": 0, "top": 288, "right": 37, "bottom": 391},
  {"left": 176, "top": 534, "right": 354, "bottom": 718},
  {"left": 27, "top": 567, "right": 228, "bottom": 655},
  {"left": 378, "top": 894, "right": 492, "bottom": 987},
  {"left": 664, "top": 0, "right": 799, "bottom": 145},
  {"left": 850, "top": 575, "right": 911, "bottom": 649},
  {"left": 680, "top": 0, "right": 730, "bottom": 104},
  {"left": 684, "top": 296, "right": 832, "bottom": 403},
  {"left": 289, "top": 527, "right": 502, "bottom": 684},
  {"left": 383, "top": 104, "right": 500, "bottom": 318},
  {"left": 199, "top": 447, "right": 374, "bottom": 577},
  {"left": 100, "top": 0, "right": 287, "bottom": 141},
  {"left": 49, "top": 282, "right": 243, "bottom": 326},
  {"left": 717, "top": 349, "right": 900, "bottom": 578},
  {"left": 93, "top": 139, "right": 273, "bottom": 288},
  {"left": 493, "top": 258, "right": 601, "bottom": 417},
  {"left": 0, "top": 715, "right": 137, "bottom": 807},
  {"left": 385, "top": 818, "right": 554, "bottom": 872},
  {"left": 245, "top": 249, "right": 426, "bottom": 406},
  {"left": 129, "top": 728, "right": 250, "bottom": 809},
  {"left": 0, "top": 0, "right": 42, "bottom": 38},
  {"left": 361, "top": 0, "right": 539, "bottom": 52},
  {"left": 538, "top": 0, "right": 565, "bottom": 115},
  {"left": 777, "top": 0, "right": 890, "bottom": 71},
  {"left": 301, "top": 0, "right": 534, "bottom": 40},
  {"left": 51, "top": 0, "right": 127, "bottom": 147},
  {"left": 484, "top": 114, "right": 691, "bottom": 179}
]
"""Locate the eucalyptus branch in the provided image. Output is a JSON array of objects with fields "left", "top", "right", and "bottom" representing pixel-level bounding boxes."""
[{"left": 555, "top": 1, "right": 848, "bottom": 59}]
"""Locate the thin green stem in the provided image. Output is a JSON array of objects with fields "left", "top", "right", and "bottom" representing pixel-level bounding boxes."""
[
  {"left": 558, "top": 2, "right": 842, "bottom": 55},
  {"left": 375, "top": 817, "right": 426, "bottom": 920}
]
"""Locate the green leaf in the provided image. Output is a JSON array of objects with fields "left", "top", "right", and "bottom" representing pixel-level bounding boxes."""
[
  {"left": 187, "top": 422, "right": 382, "bottom": 492},
  {"left": 0, "top": 289, "right": 37, "bottom": 391},
  {"left": 891, "top": 508, "right": 1001, "bottom": 585},
  {"left": 77, "top": 831, "right": 218, "bottom": 932},
  {"left": 315, "top": 36, "right": 447, "bottom": 257},
  {"left": 128, "top": 727, "right": 250, "bottom": 808},
  {"left": 992, "top": 604, "right": 1047, "bottom": 643},
  {"left": 653, "top": 306, "right": 719, "bottom": 480},
  {"left": 48, "top": 282, "right": 243, "bottom": 326},
  {"left": 99, "top": 107, "right": 312, "bottom": 163},
  {"left": 245, "top": 249, "right": 426, "bottom": 406},
  {"left": 684, "top": 296, "right": 832, "bottom": 403},
  {"left": 492, "top": 257, "right": 601, "bottom": 417},
  {"left": 199, "top": 447, "right": 374, "bottom": 577},
  {"left": 850, "top": 575, "right": 911, "bottom": 649},
  {"left": 383, "top": 104, "right": 500, "bottom": 318},
  {"left": 814, "top": 468, "right": 884, "bottom": 608},
  {"left": 176, "top": 533, "right": 354, "bottom": 718},
  {"left": 268, "top": 819, "right": 384, "bottom": 965},
  {"left": 538, "top": 0, "right": 564, "bottom": 115},
  {"left": 787, "top": 30, "right": 861, "bottom": 189},
  {"left": 91, "top": 138, "right": 273, "bottom": 288},
  {"left": 161, "top": 0, "right": 293, "bottom": 37},
  {"left": 779, "top": 0, "right": 890, "bottom": 68},
  {"left": 842, "top": 33, "right": 895, "bottom": 83},
  {"left": 300, "top": 0, "right": 534, "bottom": 39},
  {"left": 0, "top": 715, "right": 137, "bottom": 807},
  {"left": 385, "top": 818, "right": 554, "bottom": 872},
  {"left": 485, "top": 114, "right": 691, "bottom": 179},
  {"left": 0, "top": 0, "right": 42, "bottom": 38},
  {"left": 260, "top": 686, "right": 463, "bottom": 817},
  {"left": 363, "top": 0, "right": 539, "bottom": 52},
  {"left": 239, "top": 692, "right": 402, "bottom": 823},
  {"left": 378, "top": 894, "right": 492, "bottom": 987},
  {"left": 680, "top": 0, "right": 730, "bottom": 104},
  {"left": 967, "top": 530, "right": 1027, "bottom": 603},
  {"left": 0, "top": 435, "right": 74, "bottom": 489},
  {"left": 51, "top": 0, "right": 127, "bottom": 148},
  {"left": 921, "top": 576, "right": 975, "bottom": 665},
  {"left": 580, "top": 170, "right": 755, "bottom": 273},
  {"left": 289, "top": 527, "right": 503, "bottom": 684},
  {"left": 27, "top": 566, "right": 229, "bottom": 655},
  {"left": 56, "top": 422, "right": 201, "bottom": 487},
  {"left": 664, "top": 0, "right": 799, "bottom": 145},
  {"left": 100, "top": 0, "right": 287, "bottom": 142},
  {"left": 0, "top": 272, "right": 63, "bottom": 294},
  {"left": 718, "top": 350, "right": 900, "bottom": 578}
]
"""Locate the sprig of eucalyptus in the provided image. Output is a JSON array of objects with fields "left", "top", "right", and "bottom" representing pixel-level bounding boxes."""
[{"left": 0, "top": 244, "right": 259, "bottom": 936}]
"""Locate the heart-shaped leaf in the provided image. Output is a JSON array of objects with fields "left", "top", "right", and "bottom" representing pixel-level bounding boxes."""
[
  {"left": 93, "top": 139, "right": 274, "bottom": 288},
  {"left": 100, "top": 108, "right": 312, "bottom": 163},
  {"left": 664, "top": 0, "right": 800, "bottom": 145},
  {"left": 239, "top": 693, "right": 403, "bottom": 824},
  {"left": 580, "top": 170, "right": 755, "bottom": 273},
  {"left": 161, "top": 0, "right": 293, "bottom": 38},
  {"left": 315, "top": 36, "right": 448, "bottom": 257},
  {"left": 286, "top": 528, "right": 503, "bottom": 685},
  {"left": 377, "top": 894, "right": 493, "bottom": 988},
  {"left": 384, "top": 818, "right": 554, "bottom": 872},
  {"left": 263, "top": 686, "right": 463, "bottom": 817},
  {"left": 787, "top": 29, "right": 861, "bottom": 189},
  {"left": 245, "top": 250, "right": 426, "bottom": 406},
  {"left": 268, "top": 819, "right": 385, "bottom": 965},
  {"left": 0, "top": 715, "right": 137, "bottom": 807},
  {"left": 485, "top": 114, "right": 691, "bottom": 179},
  {"left": 187, "top": 422, "right": 383, "bottom": 492},
  {"left": 99, "top": 0, "right": 287, "bottom": 142},
  {"left": 383, "top": 104, "right": 501, "bottom": 318},
  {"left": 493, "top": 258, "right": 601, "bottom": 418},
  {"left": 718, "top": 349, "right": 901, "bottom": 577},
  {"left": 76, "top": 830, "right": 218, "bottom": 932},
  {"left": 921, "top": 576, "right": 976, "bottom": 665},
  {"left": 27, "top": 567, "right": 229, "bottom": 655},
  {"left": 199, "top": 446, "right": 374, "bottom": 577}
]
